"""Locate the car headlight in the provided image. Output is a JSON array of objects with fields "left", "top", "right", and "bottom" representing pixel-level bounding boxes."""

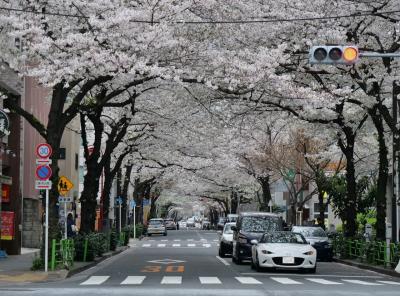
[
  {"left": 303, "top": 250, "right": 315, "bottom": 255},
  {"left": 238, "top": 237, "right": 247, "bottom": 244},
  {"left": 261, "top": 250, "right": 273, "bottom": 254}
]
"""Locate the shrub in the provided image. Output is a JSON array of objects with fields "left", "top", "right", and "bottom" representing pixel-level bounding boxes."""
[
  {"left": 31, "top": 255, "right": 44, "bottom": 271},
  {"left": 110, "top": 230, "right": 118, "bottom": 251}
]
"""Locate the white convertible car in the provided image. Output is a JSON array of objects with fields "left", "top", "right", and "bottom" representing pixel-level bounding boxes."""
[{"left": 251, "top": 231, "right": 317, "bottom": 273}]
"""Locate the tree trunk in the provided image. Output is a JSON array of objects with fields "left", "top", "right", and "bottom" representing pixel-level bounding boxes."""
[
  {"left": 371, "top": 112, "right": 388, "bottom": 240},
  {"left": 121, "top": 165, "right": 133, "bottom": 228},
  {"left": 258, "top": 176, "right": 272, "bottom": 212},
  {"left": 343, "top": 138, "right": 357, "bottom": 238},
  {"left": 102, "top": 157, "right": 112, "bottom": 232}
]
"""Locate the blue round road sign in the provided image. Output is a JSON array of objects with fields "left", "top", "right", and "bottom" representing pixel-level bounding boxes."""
[{"left": 36, "top": 165, "right": 52, "bottom": 180}]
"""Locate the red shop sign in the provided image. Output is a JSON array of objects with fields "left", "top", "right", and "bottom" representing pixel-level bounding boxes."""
[
  {"left": 1, "top": 211, "right": 14, "bottom": 240},
  {"left": 2, "top": 184, "right": 10, "bottom": 203}
]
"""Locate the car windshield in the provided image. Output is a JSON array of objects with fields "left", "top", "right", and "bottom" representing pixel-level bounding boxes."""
[
  {"left": 241, "top": 216, "right": 281, "bottom": 233},
  {"left": 218, "top": 217, "right": 227, "bottom": 223},
  {"left": 261, "top": 232, "right": 307, "bottom": 244},
  {"left": 223, "top": 224, "right": 235, "bottom": 234},
  {"left": 149, "top": 220, "right": 163, "bottom": 225},
  {"left": 294, "top": 227, "right": 327, "bottom": 238}
]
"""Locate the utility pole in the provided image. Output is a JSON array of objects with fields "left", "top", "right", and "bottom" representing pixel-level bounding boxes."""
[{"left": 393, "top": 81, "right": 400, "bottom": 242}]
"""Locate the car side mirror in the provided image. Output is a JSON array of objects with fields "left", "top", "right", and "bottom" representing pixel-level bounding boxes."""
[
  {"left": 217, "top": 231, "right": 222, "bottom": 235},
  {"left": 250, "top": 239, "right": 258, "bottom": 245},
  {"left": 231, "top": 226, "right": 237, "bottom": 232}
]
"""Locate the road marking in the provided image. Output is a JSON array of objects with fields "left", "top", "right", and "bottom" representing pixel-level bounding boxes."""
[
  {"left": 142, "top": 244, "right": 151, "bottom": 247},
  {"left": 199, "top": 277, "right": 222, "bottom": 284},
  {"left": 174, "top": 239, "right": 181, "bottom": 241},
  {"left": 216, "top": 256, "right": 230, "bottom": 266},
  {"left": 306, "top": 278, "right": 342, "bottom": 285},
  {"left": 187, "top": 239, "right": 194, "bottom": 241},
  {"left": 377, "top": 281, "right": 400, "bottom": 285},
  {"left": 342, "top": 279, "right": 383, "bottom": 285},
  {"left": 80, "top": 276, "right": 109, "bottom": 285},
  {"left": 161, "top": 240, "right": 168, "bottom": 242},
  {"left": 172, "top": 244, "right": 181, "bottom": 247},
  {"left": 213, "top": 239, "right": 219, "bottom": 242},
  {"left": 235, "top": 277, "right": 262, "bottom": 284},
  {"left": 203, "top": 244, "right": 211, "bottom": 248},
  {"left": 161, "top": 276, "right": 182, "bottom": 284},
  {"left": 240, "top": 273, "right": 383, "bottom": 278},
  {"left": 270, "top": 277, "right": 302, "bottom": 285},
  {"left": 187, "top": 243, "right": 196, "bottom": 247},
  {"left": 157, "top": 244, "right": 166, "bottom": 247},
  {"left": 121, "top": 276, "right": 146, "bottom": 285},
  {"left": 200, "top": 239, "right": 207, "bottom": 241}
]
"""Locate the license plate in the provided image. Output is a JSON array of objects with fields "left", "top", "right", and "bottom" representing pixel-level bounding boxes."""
[{"left": 282, "top": 256, "right": 295, "bottom": 264}]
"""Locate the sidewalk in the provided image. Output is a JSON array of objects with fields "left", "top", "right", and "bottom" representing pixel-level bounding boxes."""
[
  {"left": 0, "top": 245, "right": 130, "bottom": 285},
  {"left": 334, "top": 257, "right": 400, "bottom": 278}
]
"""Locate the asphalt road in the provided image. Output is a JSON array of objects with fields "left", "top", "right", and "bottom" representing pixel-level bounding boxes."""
[{"left": 1, "top": 229, "right": 400, "bottom": 296}]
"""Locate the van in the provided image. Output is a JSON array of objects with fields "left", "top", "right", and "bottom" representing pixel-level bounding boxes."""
[{"left": 232, "top": 212, "right": 282, "bottom": 264}]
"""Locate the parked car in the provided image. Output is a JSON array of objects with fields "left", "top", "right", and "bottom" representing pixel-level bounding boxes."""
[
  {"left": 232, "top": 212, "right": 283, "bottom": 264},
  {"left": 164, "top": 218, "right": 177, "bottom": 230},
  {"left": 227, "top": 214, "right": 238, "bottom": 223},
  {"left": 217, "top": 217, "right": 227, "bottom": 230},
  {"left": 186, "top": 218, "right": 195, "bottom": 227},
  {"left": 251, "top": 231, "right": 317, "bottom": 273},
  {"left": 147, "top": 218, "right": 167, "bottom": 236},
  {"left": 218, "top": 222, "right": 236, "bottom": 257},
  {"left": 178, "top": 220, "right": 187, "bottom": 228},
  {"left": 291, "top": 226, "right": 333, "bottom": 261}
]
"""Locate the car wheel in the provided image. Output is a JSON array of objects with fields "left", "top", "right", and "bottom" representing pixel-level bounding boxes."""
[
  {"left": 219, "top": 246, "right": 226, "bottom": 258},
  {"left": 307, "top": 266, "right": 317, "bottom": 274},
  {"left": 255, "top": 253, "right": 262, "bottom": 272},
  {"left": 148, "top": 233, "right": 152, "bottom": 237},
  {"left": 234, "top": 247, "right": 242, "bottom": 265},
  {"left": 163, "top": 232, "right": 167, "bottom": 236}
]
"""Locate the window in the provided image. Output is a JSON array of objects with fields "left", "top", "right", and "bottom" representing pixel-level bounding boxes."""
[
  {"left": 75, "top": 153, "right": 79, "bottom": 170},
  {"left": 59, "top": 148, "right": 66, "bottom": 160}
]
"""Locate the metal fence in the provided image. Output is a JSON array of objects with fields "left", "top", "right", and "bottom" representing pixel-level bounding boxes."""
[
  {"left": 51, "top": 239, "right": 75, "bottom": 271},
  {"left": 332, "top": 236, "right": 400, "bottom": 268}
]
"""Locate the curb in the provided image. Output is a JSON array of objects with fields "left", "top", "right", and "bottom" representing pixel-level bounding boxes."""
[
  {"left": 333, "top": 257, "right": 400, "bottom": 278},
  {"left": 66, "top": 246, "right": 129, "bottom": 278}
]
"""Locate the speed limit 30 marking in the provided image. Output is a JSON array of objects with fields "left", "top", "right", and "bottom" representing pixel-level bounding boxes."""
[{"left": 36, "top": 143, "right": 53, "bottom": 159}]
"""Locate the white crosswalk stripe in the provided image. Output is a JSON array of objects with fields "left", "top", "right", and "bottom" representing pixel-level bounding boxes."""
[
  {"left": 157, "top": 244, "right": 166, "bottom": 247},
  {"left": 161, "top": 239, "right": 168, "bottom": 242},
  {"left": 172, "top": 244, "right": 181, "bottom": 247},
  {"left": 174, "top": 239, "right": 181, "bottom": 241},
  {"left": 342, "top": 280, "right": 383, "bottom": 285},
  {"left": 235, "top": 277, "right": 262, "bottom": 284},
  {"left": 80, "top": 276, "right": 109, "bottom": 285},
  {"left": 199, "top": 277, "right": 222, "bottom": 284},
  {"left": 377, "top": 281, "right": 400, "bottom": 285},
  {"left": 271, "top": 277, "right": 302, "bottom": 285},
  {"left": 121, "top": 276, "right": 146, "bottom": 285},
  {"left": 187, "top": 243, "right": 196, "bottom": 247},
  {"left": 306, "top": 278, "right": 342, "bottom": 285},
  {"left": 187, "top": 239, "right": 194, "bottom": 241},
  {"left": 79, "top": 276, "right": 398, "bottom": 286},
  {"left": 202, "top": 244, "right": 211, "bottom": 248},
  {"left": 142, "top": 244, "right": 151, "bottom": 247},
  {"left": 161, "top": 276, "right": 182, "bottom": 284}
]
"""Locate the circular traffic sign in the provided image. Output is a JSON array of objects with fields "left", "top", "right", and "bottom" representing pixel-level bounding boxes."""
[
  {"left": 36, "top": 143, "right": 53, "bottom": 159},
  {"left": 36, "top": 165, "right": 52, "bottom": 180}
]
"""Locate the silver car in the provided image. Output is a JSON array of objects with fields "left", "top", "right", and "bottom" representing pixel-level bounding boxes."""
[{"left": 147, "top": 218, "right": 167, "bottom": 236}]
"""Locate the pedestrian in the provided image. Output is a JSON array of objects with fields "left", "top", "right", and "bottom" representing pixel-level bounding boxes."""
[{"left": 67, "top": 213, "right": 77, "bottom": 238}]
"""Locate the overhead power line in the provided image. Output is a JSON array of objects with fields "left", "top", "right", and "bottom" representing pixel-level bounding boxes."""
[{"left": 0, "top": 6, "right": 399, "bottom": 24}]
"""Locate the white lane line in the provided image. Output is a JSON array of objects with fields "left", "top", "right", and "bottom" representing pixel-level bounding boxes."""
[
  {"left": 271, "top": 277, "right": 302, "bottom": 285},
  {"left": 172, "top": 244, "right": 181, "bottom": 247},
  {"left": 187, "top": 243, "right": 196, "bottom": 247},
  {"left": 161, "top": 276, "right": 182, "bottom": 284},
  {"left": 235, "top": 277, "right": 262, "bottom": 284},
  {"left": 240, "top": 273, "right": 383, "bottom": 278},
  {"left": 80, "top": 276, "right": 109, "bottom": 285},
  {"left": 203, "top": 244, "right": 211, "bottom": 248},
  {"left": 199, "top": 277, "right": 222, "bottom": 284},
  {"left": 306, "top": 278, "right": 342, "bottom": 285},
  {"left": 377, "top": 281, "right": 400, "bottom": 285},
  {"left": 342, "top": 280, "right": 383, "bottom": 285},
  {"left": 216, "top": 256, "right": 230, "bottom": 266},
  {"left": 157, "top": 244, "right": 166, "bottom": 247},
  {"left": 121, "top": 276, "right": 146, "bottom": 285},
  {"left": 174, "top": 239, "right": 181, "bottom": 242},
  {"left": 142, "top": 244, "right": 151, "bottom": 247}
]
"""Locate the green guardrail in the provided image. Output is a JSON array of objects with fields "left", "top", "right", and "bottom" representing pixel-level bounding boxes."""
[
  {"left": 50, "top": 239, "right": 75, "bottom": 270},
  {"left": 332, "top": 236, "right": 400, "bottom": 268}
]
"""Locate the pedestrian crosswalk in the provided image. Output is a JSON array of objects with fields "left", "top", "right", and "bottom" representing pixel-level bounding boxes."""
[
  {"left": 79, "top": 275, "right": 400, "bottom": 287},
  {"left": 130, "top": 240, "right": 219, "bottom": 248}
]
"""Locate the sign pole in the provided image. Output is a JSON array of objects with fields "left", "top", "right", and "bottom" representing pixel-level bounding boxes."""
[
  {"left": 45, "top": 189, "right": 49, "bottom": 272},
  {"left": 119, "top": 203, "right": 122, "bottom": 233},
  {"left": 64, "top": 201, "right": 67, "bottom": 240},
  {"left": 133, "top": 206, "right": 136, "bottom": 239}
]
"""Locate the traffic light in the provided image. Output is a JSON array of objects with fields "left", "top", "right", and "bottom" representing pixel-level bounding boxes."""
[{"left": 309, "top": 45, "right": 359, "bottom": 65}]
